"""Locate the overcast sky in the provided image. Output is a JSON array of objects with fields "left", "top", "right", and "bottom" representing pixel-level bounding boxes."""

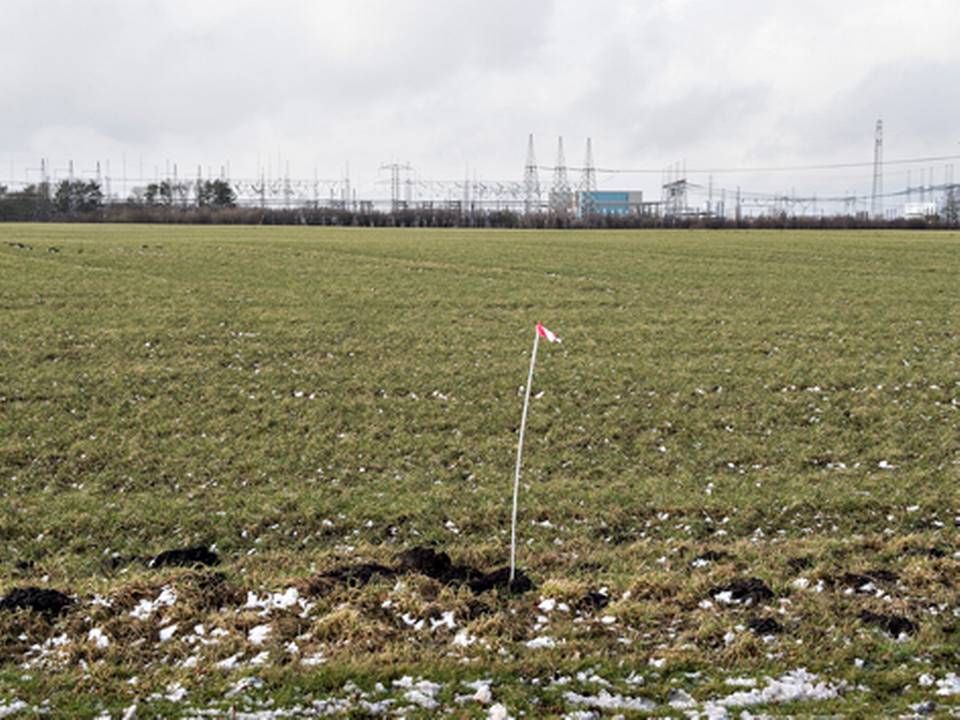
[{"left": 3, "top": 0, "right": 960, "bottom": 204}]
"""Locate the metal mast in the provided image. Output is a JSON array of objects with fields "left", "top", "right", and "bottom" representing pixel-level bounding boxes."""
[
  {"left": 578, "top": 137, "right": 597, "bottom": 217},
  {"left": 549, "top": 136, "right": 572, "bottom": 215},
  {"left": 870, "top": 119, "right": 883, "bottom": 218},
  {"left": 523, "top": 134, "right": 541, "bottom": 214}
]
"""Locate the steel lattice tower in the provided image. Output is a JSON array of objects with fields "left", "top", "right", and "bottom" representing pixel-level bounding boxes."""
[
  {"left": 870, "top": 119, "right": 883, "bottom": 218},
  {"left": 523, "top": 134, "right": 541, "bottom": 214},
  {"left": 549, "top": 136, "right": 572, "bottom": 214},
  {"left": 578, "top": 137, "right": 597, "bottom": 217}
]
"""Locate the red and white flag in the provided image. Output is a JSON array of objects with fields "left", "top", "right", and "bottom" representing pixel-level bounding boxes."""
[{"left": 536, "top": 322, "right": 561, "bottom": 344}]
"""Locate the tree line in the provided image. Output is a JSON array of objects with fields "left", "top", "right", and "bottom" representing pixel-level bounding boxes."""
[{"left": 0, "top": 179, "right": 237, "bottom": 221}]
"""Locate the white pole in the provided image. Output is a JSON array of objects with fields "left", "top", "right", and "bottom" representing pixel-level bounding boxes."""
[{"left": 510, "top": 327, "right": 540, "bottom": 583}]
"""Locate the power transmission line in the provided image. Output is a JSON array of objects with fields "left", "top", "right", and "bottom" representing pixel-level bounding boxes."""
[{"left": 539, "top": 153, "right": 960, "bottom": 175}]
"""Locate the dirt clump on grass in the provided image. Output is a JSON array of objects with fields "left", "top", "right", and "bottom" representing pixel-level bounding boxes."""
[
  {"left": 709, "top": 577, "right": 774, "bottom": 605},
  {"left": 859, "top": 610, "right": 917, "bottom": 637},
  {"left": 0, "top": 587, "right": 74, "bottom": 617},
  {"left": 148, "top": 546, "right": 220, "bottom": 569},
  {"left": 747, "top": 616, "right": 784, "bottom": 635},
  {"left": 305, "top": 546, "right": 535, "bottom": 596}
]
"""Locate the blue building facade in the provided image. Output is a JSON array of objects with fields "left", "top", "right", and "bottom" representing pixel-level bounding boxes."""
[{"left": 578, "top": 190, "right": 645, "bottom": 215}]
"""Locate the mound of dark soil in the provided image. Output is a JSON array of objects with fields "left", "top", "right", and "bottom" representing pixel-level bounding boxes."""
[
  {"left": 304, "top": 546, "right": 535, "bottom": 596},
  {"left": 396, "top": 547, "right": 458, "bottom": 580},
  {"left": 0, "top": 587, "right": 73, "bottom": 616},
  {"left": 397, "top": 547, "right": 534, "bottom": 594},
  {"left": 148, "top": 546, "right": 220, "bottom": 569},
  {"left": 748, "top": 616, "right": 784, "bottom": 635},
  {"left": 904, "top": 546, "right": 947, "bottom": 559},
  {"left": 826, "top": 569, "right": 898, "bottom": 592},
  {"left": 467, "top": 567, "right": 534, "bottom": 595},
  {"left": 577, "top": 590, "right": 611, "bottom": 612},
  {"left": 709, "top": 577, "right": 774, "bottom": 605},
  {"left": 860, "top": 610, "right": 916, "bottom": 637},
  {"left": 185, "top": 572, "right": 244, "bottom": 609}
]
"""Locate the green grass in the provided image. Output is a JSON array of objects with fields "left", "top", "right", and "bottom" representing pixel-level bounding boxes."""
[{"left": 1, "top": 223, "right": 958, "bottom": 717}]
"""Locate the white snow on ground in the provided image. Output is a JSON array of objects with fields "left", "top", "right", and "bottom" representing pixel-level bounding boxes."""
[
  {"left": 300, "top": 652, "right": 326, "bottom": 667},
  {"left": 429, "top": 611, "right": 456, "bottom": 631},
  {"left": 936, "top": 673, "right": 960, "bottom": 695},
  {"left": 22, "top": 633, "right": 70, "bottom": 669},
  {"left": 525, "top": 636, "right": 556, "bottom": 649},
  {"left": 130, "top": 586, "right": 177, "bottom": 620},
  {"left": 248, "top": 624, "right": 272, "bottom": 646},
  {"left": 243, "top": 588, "right": 310, "bottom": 617},
  {"left": 563, "top": 689, "right": 656, "bottom": 712},
  {"left": 452, "top": 629, "right": 476, "bottom": 647},
  {"left": 709, "top": 668, "right": 842, "bottom": 709},
  {"left": 668, "top": 688, "right": 696, "bottom": 709},
  {"left": 87, "top": 627, "right": 110, "bottom": 649},
  {"left": 225, "top": 676, "right": 264, "bottom": 698},
  {"left": 215, "top": 653, "right": 244, "bottom": 670},
  {"left": 487, "top": 703, "right": 511, "bottom": 720},
  {"left": 159, "top": 624, "right": 178, "bottom": 642},
  {"left": 393, "top": 677, "right": 443, "bottom": 710},
  {"left": 724, "top": 677, "right": 758, "bottom": 688},
  {"left": 164, "top": 682, "right": 187, "bottom": 702},
  {"left": 0, "top": 700, "right": 28, "bottom": 718}
]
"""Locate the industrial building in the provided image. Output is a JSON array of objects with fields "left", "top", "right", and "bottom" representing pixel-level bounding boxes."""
[{"left": 577, "top": 190, "right": 648, "bottom": 216}]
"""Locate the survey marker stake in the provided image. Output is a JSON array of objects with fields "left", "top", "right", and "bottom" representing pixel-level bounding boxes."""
[{"left": 510, "top": 322, "right": 561, "bottom": 584}]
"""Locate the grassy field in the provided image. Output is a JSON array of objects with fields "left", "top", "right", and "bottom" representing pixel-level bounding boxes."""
[{"left": 1, "top": 223, "right": 958, "bottom": 717}]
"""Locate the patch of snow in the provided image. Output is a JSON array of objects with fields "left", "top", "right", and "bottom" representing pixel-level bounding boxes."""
[
  {"left": 0, "top": 700, "right": 28, "bottom": 718},
  {"left": 525, "top": 636, "right": 556, "bottom": 649},
  {"left": 216, "top": 653, "right": 244, "bottom": 670},
  {"left": 538, "top": 598, "right": 557, "bottom": 613},
  {"left": 401, "top": 613, "right": 425, "bottom": 631},
  {"left": 473, "top": 683, "right": 493, "bottom": 705},
  {"left": 248, "top": 624, "right": 271, "bottom": 646},
  {"left": 225, "top": 675, "right": 264, "bottom": 698},
  {"left": 625, "top": 672, "right": 644, "bottom": 686},
  {"left": 396, "top": 678, "right": 442, "bottom": 710},
  {"left": 563, "top": 689, "right": 656, "bottom": 712},
  {"left": 488, "top": 703, "right": 511, "bottom": 720},
  {"left": 130, "top": 586, "right": 177, "bottom": 620},
  {"left": 453, "top": 630, "right": 476, "bottom": 647},
  {"left": 244, "top": 587, "right": 302, "bottom": 616},
  {"left": 250, "top": 650, "right": 271, "bottom": 666},
  {"left": 164, "top": 682, "right": 187, "bottom": 703},
  {"left": 159, "top": 624, "right": 178, "bottom": 642},
  {"left": 715, "top": 668, "right": 842, "bottom": 708},
  {"left": 936, "top": 673, "right": 960, "bottom": 696},
  {"left": 301, "top": 652, "right": 326, "bottom": 667},
  {"left": 668, "top": 688, "right": 696, "bottom": 709},
  {"left": 87, "top": 627, "right": 110, "bottom": 649},
  {"left": 430, "top": 611, "right": 456, "bottom": 631}
]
